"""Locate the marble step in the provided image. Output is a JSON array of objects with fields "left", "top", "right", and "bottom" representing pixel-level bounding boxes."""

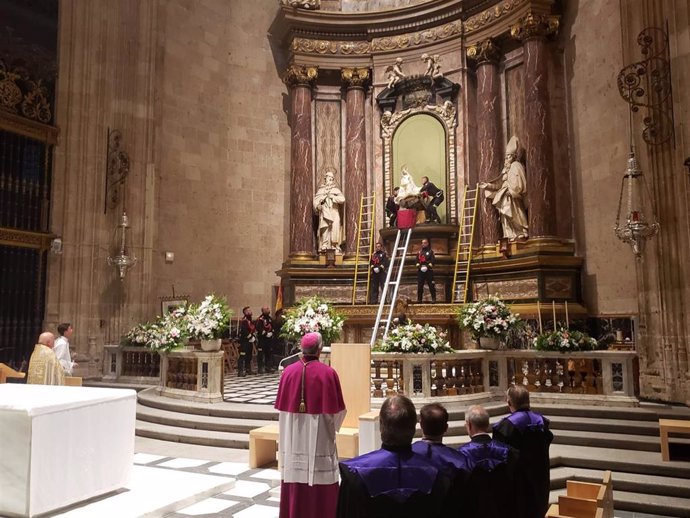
[
  {"left": 534, "top": 402, "right": 690, "bottom": 422},
  {"left": 136, "top": 403, "right": 274, "bottom": 433},
  {"left": 136, "top": 419, "right": 249, "bottom": 449}
]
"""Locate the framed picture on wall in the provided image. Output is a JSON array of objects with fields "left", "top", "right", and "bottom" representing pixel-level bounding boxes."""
[{"left": 160, "top": 296, "right": 189, "bottom": 315}]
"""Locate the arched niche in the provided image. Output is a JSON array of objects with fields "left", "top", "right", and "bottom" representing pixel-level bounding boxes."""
[{"left": 392, "top": 113, "right": 448, "bottom": 222}]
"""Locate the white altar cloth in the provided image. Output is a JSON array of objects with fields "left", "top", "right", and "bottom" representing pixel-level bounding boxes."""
[{"left": 0, "top": 384, "right": 136, "bottom": 517}]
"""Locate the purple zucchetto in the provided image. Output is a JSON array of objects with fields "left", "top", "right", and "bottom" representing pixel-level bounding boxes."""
[{"left": 300, "top": 332, "right": 323, "bottom": 353}]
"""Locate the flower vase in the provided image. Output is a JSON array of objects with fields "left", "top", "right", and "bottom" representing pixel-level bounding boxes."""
[
  {"left": 200, "top": 338, "right": 222, "bottom": 351},
  {"left": 479, "top": 336, "right": 500, "bottom": 350}
]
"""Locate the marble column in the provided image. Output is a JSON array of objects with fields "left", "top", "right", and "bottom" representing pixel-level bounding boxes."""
[
  {"left": 283, "top": 65, "right": 318, "bottom": 258},
  {"left": 511, "top": 13, "right": 559, "bottom": 237},
  {"left": 341, "top": 68, "right": 370, "bottom": 257},
  {"left": 468, "top": 39, "right": 502, "bottom": 246}
]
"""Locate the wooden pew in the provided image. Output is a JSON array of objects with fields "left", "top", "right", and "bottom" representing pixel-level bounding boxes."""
[
  {"left": 659, "top": 419, "right": 690, "bottom": 461},
  {"left": 546, "top": 470, "right": 613, "bottom": 518}
]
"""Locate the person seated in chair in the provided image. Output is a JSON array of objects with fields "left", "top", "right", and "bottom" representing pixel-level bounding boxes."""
[
  {"left": 458, "top": 405, "right": 518, "bottom": 518},
  {"left": 337, "top": 395, "right": 454, "bottom": 518}
]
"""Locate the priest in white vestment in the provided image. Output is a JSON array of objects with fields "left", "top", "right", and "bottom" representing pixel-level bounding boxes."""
[
  {"left": 27, "top": 332, "right": 65, "bottom": 386},
  {"left": 274, "top": 332, "right": 346, "bottom": 518}
]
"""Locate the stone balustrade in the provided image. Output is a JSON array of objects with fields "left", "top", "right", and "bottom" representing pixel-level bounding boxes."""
[
  {"left": 371, "top": 349, "right": 638, "bottom": 405},
  {"left": 103, "top": 344, "right": 160, "bottom": 383}
]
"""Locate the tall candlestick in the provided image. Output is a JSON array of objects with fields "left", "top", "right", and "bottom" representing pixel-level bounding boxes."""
[
  {"left": 552, "top": 301, "right": 557, "bottom": 329},
  {"left": 537, "top": 301, "right": 543, "bottom": 334},
  {"left": 565, "top": 301, "right": 569, "bottom": 328}
]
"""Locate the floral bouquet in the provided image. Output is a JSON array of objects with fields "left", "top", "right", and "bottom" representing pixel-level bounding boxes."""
[
  {"left": 124, "top": 305, "right": 188, "bottom": 352},
  {"left": 281, "top": 296, "right": 345, "bottom": 345},
  {"left": 124, "top": 321, "right": 157, "bottom": 347},
  {"left": 376, "top": 322, "right": 453, "bottom": 354},
  {"left": 456, "top": 295, "right": 522, "bottom": 340},
  {"left": 186, "top": 294, "right": 232, "bottom": 340},
  {"left": 533, "top": 328, "right": 602, "bottom": 353}
]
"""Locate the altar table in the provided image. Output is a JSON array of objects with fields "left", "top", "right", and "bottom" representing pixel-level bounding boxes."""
[{"left": 0, "top": 384, "right": 136, "bottom": 517}]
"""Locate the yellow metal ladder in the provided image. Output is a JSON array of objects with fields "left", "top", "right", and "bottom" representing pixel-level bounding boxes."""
[
  {"left": 351, "top": 194, "right": 376, "bottom": 305},
  {"left": 451, "top": 184, "right": 479, "bottom": 303}
]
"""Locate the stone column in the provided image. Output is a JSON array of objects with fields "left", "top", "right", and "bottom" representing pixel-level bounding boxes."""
[
  {"left": 283, "top": 65, "right": 318, "bottom": 258},
  {"left": 467, "top": 39, "right": 502, "bottom": 246},
  {"left": 511, "top": 13, "right": 560, "bottom": 237},
  {"left": 341, "top": 68, "right": 370, "bottom": 257}
]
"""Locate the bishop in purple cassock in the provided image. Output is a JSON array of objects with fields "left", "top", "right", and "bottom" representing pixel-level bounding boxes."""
[{"left": 274, "top": 332, "right": 346, "bottom": 518}]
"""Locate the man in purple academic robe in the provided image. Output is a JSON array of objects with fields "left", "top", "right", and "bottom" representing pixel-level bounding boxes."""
[
  {"left": 459, "top": 405, "right": 518, "bottom": 518},
  {"left": 492, "top": 385, "right": 553, "bottom": 518},
  {"left": 274, "top": 332, "right": 346, "bottom": 518},
  {"left": 412, "top": 403, "right": 469, "bottom": 477},
  {"left": 337, "top": 395, "right": 454, "bottom": 518}
]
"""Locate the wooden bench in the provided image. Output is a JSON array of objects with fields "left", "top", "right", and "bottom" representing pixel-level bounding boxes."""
[
  {"left": 0, "top": 363, "right": 25, "bottom": 384},
  {"left": 64, "top": 376, "right": 83, "bottom": 387},
  {"left": 248, "top": 423, "right": 359, "bottom": 469},
  {"left": 659, "top": 419, "right": 690, "bottom": 461},
  {"left": 547, "top": 470, "right": 613, "bottom": 518}
]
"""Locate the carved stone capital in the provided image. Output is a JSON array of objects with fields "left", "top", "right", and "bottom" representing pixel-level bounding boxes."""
[
  {"left": 341, "top": 68, "right": 370, "bottom": 88},
  {"left": 282, "top": 64, "right": 318, "bottom": 87},
  {"left": 510, "top": 13, "right": 560, "bottom": 41},
  {"left": 467, "top": 38, "right": 502, "bottom": 65},
  {"left": 280, "top": 0, "right": 320, "bottom": 9}
]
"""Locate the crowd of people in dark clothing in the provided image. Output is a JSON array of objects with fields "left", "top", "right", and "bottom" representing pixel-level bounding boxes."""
[
  {"left": 337, "top": 384, "right": 553, "bottom": 518},
  {"left": 235, "top": 306, "right": 287, "bottom": 377}
]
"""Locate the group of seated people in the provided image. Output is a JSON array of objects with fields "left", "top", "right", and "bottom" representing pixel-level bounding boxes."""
[{"left": 337, "top": 385, "right": 553, "bottom": 518}]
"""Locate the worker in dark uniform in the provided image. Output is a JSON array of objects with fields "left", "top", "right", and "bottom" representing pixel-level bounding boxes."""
[
  {"left": 416, "top": 238, "right": 437, "bottom": 303},
  {"left": 238, "top": 306, "right": 256, "bottom": 377},
  {"left": 420, "top": 176, "right": 444, "bottom": 224},
  {"left": 386, "top": 187, "right": 400, "bottom": 227},
  {"left": 256, "top": 306, "right": 274, "bottom": 374},
  {"left": 369, "top": 242, "right": 389, "bottom": 305}
]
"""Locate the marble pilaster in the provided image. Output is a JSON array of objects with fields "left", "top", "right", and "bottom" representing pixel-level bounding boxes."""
[
  {"left": 511, "top": 13, "right": 560, "bottom": 237},
  {"left": 342, "top": 68, "right": 369, "bottom": 256},
  {"left": 468, "top": 39, "right": 502, "bottom": 246},
  {"left": 284, "top": 65, "right": 318, "bottom": 258}
]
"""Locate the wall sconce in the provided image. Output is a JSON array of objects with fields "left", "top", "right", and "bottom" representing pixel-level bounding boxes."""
[{"left": 107, "top": 211, "right": 137, "bottom": 280}]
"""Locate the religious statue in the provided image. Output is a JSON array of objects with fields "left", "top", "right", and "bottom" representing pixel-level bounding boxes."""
[
  {"left": 313, "top": 169, "right": 346, "bottom": 253},
  {"left": 480, "top": 136, "right": 529, "bottom": 240},
  {"left": 394, "top": 166, "right": 421, "bottom": 208},
  {"left": 385, "top": 58, "right": 406, "bottom": 89},
  {"left": 422, "top": 53, "right": 443, "bottom": 80}
]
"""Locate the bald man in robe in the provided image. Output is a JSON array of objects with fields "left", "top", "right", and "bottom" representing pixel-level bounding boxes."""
[{"left": 27, "top": 332, "right": 65, "bottom": 386}]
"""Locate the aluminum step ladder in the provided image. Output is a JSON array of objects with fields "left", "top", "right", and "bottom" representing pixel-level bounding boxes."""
[{"left": 369, "top": 228, "right": 412, "bottom": 347}]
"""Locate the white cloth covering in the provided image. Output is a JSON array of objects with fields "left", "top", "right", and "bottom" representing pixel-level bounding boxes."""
[
  {"left": 278, "top": 409, "right": 346, "bottom": 486},
  {"left": 53, "top": 336, "right": 75, "bottom": 375}
]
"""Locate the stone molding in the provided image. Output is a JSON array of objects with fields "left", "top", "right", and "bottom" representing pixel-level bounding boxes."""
[
  {"left": 510, "top": 12, "right": 560, "bottom": 41},
  {"left": 341, "top": 67, "right": 370, "bottom": 88},
  {"left": 292, "top": 38, "right": 371, "bottom": 55},
  {"left": 282, "top": 64, "right": 319, "bottom": 86},
  {"left": 466, "top": 38, "right": 502, "bottom": 65},
  {"left": 371, "top": 20, "right": 463, "bottom": 52},
  {"left": 281, "top": 0, "right": 320, "bottom": 9},
  {"left": 464, "top": 0, "right": 529, "bottom": 35}
]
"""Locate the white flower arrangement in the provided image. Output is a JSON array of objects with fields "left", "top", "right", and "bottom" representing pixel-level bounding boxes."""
[
  {"left": 457, "top": 295, "right": 522, "bottom": 340},
  {"left": 376, "top": 322, "right": 453, "bottom": 354},
  {"left": 185, "top": 294, "right": 232, "bottom": 340},
  {"left": 281, "top": 296, "right": 345, "bottom": 344}
]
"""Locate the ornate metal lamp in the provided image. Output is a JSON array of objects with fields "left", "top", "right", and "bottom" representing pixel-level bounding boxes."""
[
  {"left": 107, "top": 211, "right": 137, "bottom": 280},
  {"left": 614, "top": 150, "right": 659, "bottom": 256}
]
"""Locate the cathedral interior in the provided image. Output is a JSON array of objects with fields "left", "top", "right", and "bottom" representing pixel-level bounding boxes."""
[{"left": 1, "top": 0, "right": 690, "bottom": 516}]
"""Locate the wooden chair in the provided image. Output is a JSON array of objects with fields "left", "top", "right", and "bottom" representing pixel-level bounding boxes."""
[
  {"left": 546, "top": 470, "right": 613, "bottom": 518},
  {"left": 659, "top": 419, "right": 690, "bottom": 461},
  {"left": 0, "top": 363, "right": 26, "bottom": 383}
]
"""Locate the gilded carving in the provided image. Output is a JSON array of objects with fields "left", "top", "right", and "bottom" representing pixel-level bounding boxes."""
[
  {"left": 281, "top": 0, "right": 320, "bottom": 9},
  {"left": 467, "top": 38, "right": 502, "bottom": 65},
  {"left": 0, "top": 227, "right": 53, "bottom": 250},
  {"left": 341, "top": 67, "right": 370, "bottom": 88},
  {"left": 282, "top": 64, "right": 318, "bottom": 86},
  {"left": 291, "top": 38, "right": 371, "bottom": 55},
  {"left": 0, "top": 59, "right": 52, "bottom": 124},
  {"left": 510, "top": 13, "right": 560, "bottom": 41},
  {"left": 464, "top": 0, "right": 527, "bottom": 34},
  {"left": 371, "top": 20, "right": 462, "bottom": 52}
]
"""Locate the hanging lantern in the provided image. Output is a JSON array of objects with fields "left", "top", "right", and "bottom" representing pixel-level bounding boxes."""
[
  {"left": 614, "top": 150, "right": 659, "bottom": 256},
  {"left": 107, "top": 211, "right": 137, "bottom": 280}
]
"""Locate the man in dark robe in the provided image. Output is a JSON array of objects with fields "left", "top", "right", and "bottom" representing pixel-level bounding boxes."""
[
  {"left": 385, "top": 187, "right": 399, "bottom": 227},
  {"left": 412, "top": 403, "right": 469, "bottom": 476},
  {"left": 416, "top": 238, "right": 436, "bottom": 303},
  {"left": 420, "top": 176, "right": 444, "bottom": 223},
  {"left": 238, "top": 306, "right": 256, "bottom": 376},
  {"left": 458, "top": 405, "right": 518, "bottom": 518},
  {"left": 275, "top": 332, "right": 346, "bottom": 518},
  {"left": 337, "top": 395, "right": 453, "bottom": 518},
  {"left": 492, "top": 385, "right": 553, "bottom": 518},
  {"left": 369, "top": 242, "right": 389, "bottom": 305}
]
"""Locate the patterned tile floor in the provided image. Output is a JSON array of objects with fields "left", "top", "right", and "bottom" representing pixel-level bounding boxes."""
[
  {"left": 131, "top": 453, "right": 281, "bottom": 518},
  {"left": 223, "top": 373, "right": 280, "bottom": 405}
]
